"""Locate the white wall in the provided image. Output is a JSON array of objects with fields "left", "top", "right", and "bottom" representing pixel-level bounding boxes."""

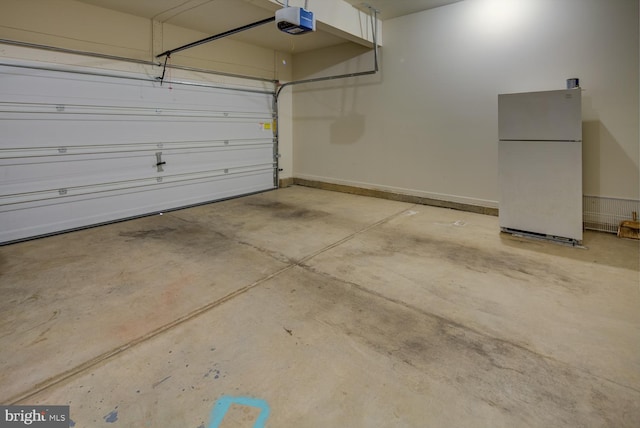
[{"left": 291, "top": 0, "right": 640, "bottom": 207}]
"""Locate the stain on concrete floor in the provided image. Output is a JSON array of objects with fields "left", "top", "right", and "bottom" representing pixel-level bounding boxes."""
[
  {"left": 290, "top": 267, "right": 640, "bottom": 427},
  {"left": 243, "top": 199, "right": 330, "bottom": 221},
  {"left": 339, "top": 223, "right": 585, "bottom": 292}
]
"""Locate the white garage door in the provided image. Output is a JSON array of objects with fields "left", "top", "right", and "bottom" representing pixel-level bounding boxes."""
[{"left": 0, "top": 60, "right": 277, "bottom": 244}]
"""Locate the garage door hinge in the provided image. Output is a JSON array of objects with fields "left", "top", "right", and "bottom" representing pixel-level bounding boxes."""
[{"left": 155, "top": 152, "right": 166, "bottom": 172}]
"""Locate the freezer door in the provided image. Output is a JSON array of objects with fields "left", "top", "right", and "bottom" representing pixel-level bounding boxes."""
[
  {"left": 498, "top": 140, "right": 583, "bottom": 242},
  {"left": 498, "top": 89, "right": 582, "bottom": 141}
]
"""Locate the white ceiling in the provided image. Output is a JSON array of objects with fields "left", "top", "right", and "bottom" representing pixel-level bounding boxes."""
[
  {"left": 75, "top": 0, "right": 463, "bottom": 53},
  {"left": 344, "top": 0, "right": 464, "bottom": 20}
]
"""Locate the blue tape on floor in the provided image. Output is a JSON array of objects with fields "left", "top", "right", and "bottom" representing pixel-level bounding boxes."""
[{"left": 208, "top": 395, "right": 270, "bottom": 428}]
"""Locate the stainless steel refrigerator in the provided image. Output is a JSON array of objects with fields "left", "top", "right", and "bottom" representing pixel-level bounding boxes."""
[{"left": 498, "top": 89, "right": 583, "bottom": 244}]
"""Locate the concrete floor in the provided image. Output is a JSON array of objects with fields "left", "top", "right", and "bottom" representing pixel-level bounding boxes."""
[{"left": 1, "top": 186, "right": 639, "bottom": 427}]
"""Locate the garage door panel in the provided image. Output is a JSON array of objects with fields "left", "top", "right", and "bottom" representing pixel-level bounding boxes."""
[
  {"left": 2, "top": 142, "right": 273, "bottom": 191},
  {"left": 1, "top": 68, "right": 273, "bottom": 113},
  {"left": 2, "top": 116, "right": 274, "bottom": 147},
  {"left": 1, "top": 161, "right": 274, "bottom": 207},
  {"left": 0, "top": 138, "right": 272, "bottom": 159},
  {"left": 0, "top": 61, "right": 276, "bottom": 244},
  {"left": 0, "top": 169, "right": 274, "bottom": 243}
]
